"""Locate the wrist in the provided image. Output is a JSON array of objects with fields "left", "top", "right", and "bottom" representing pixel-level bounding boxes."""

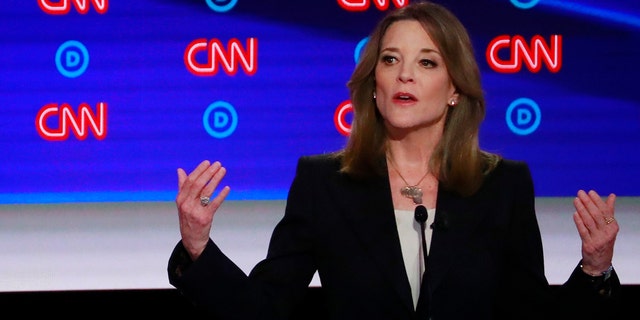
[{"left": 581, "top": 264, "right": 614, "bottom": 281}]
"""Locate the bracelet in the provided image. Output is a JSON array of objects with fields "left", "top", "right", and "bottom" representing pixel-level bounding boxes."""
[{"left": 580, "top": 264, "right": 614, "bottom": 281}]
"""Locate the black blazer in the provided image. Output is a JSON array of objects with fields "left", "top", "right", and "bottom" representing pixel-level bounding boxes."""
[{"left": 169, "top": 153, "right": 620, "bottom": 320}]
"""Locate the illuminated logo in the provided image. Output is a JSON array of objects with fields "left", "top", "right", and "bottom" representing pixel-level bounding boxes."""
[
  {"left": 338, "top": 0, "right": 407, "bottom": 11},
  {"left": 185, "top": 38, "right": 258, "bottom": 76},
  {"left": 334, "top": 100, "right": 353, "bottom": 136},
  {"left": 56, "top": 40, "right": 89, "bottom": 78},
  {"left": 206, "top": 0, "right": 238, "bottom": 12},
  {"left": 38, "top": 0, "right": 109, "bottom": 14},
  {"left": 486, "top": 35, "right": 562, "bottom": 73},
  {"left": 505, "top": 98, "right": 541, "bottom": 135},
  {"left": 354, "top": 37, "right": 368, "bottom": 64},
  {"left": 203, "top": 101, "right": 238, "bottom": 139},
  {"left": 510, "top": 0, "right": 539, "bottom": 9},
  {"left": 36, "top": 102, "right": 108, "bottom": 141}
]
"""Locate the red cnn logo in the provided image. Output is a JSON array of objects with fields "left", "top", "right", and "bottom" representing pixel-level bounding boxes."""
[
  {"left": 334, "top": 100, "right": 353, "bottom": 136},
  {"left": 38, "top": 0, "right": 109, "bottom": 15},
  {"left": 337, "top": 0, "right": 407, "bottom": 11},
  {"left": 36, "top": 102, "right": 108, "bottom": 141},
  {"left": 185, "top": 38, "right": 258, "bottom": 76},
  {"left": 486, "top": 35, "right": 562, "bottom": 73}
]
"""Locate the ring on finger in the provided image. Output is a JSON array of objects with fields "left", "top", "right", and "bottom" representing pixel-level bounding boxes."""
[
  {"left": 604, "top": 216, "right": 615, "bottom": 225},
  {"left": 200, "top": 195, "right": 211, "bottom": 207}
]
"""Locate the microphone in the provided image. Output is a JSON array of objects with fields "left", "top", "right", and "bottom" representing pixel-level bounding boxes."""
[
  {"left": 414, "top": 205, "right": 429, "bottom": 268},
  {"left": 414, "top": 205, "right": 428, "bottom": 224}
]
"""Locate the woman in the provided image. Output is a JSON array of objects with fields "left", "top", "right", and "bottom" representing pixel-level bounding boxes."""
[{"left": 168, "top": 2, "right": 620, "bottom": 319}]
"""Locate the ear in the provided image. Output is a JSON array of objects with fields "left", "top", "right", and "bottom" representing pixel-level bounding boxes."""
[{"left": 448, "top": 93, "right": 460, "bottom": 106}]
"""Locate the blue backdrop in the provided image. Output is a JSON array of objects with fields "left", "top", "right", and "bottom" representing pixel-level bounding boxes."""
[{"left": 1, "top": 0, "right": 639, "bottom": 204}]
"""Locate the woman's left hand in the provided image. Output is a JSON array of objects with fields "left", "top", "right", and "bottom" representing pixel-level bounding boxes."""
[{"left": 572, "top": 189, "right": 618, "bottom": 276}]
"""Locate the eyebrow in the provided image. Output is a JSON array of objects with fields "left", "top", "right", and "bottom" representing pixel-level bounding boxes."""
[{"left": 380, "top": 47, "right": 441, "bottom": 56}]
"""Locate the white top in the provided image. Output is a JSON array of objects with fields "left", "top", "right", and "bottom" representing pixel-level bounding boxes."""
[{"left": 394, "top": 207, "right": 436, "bottom": 309}]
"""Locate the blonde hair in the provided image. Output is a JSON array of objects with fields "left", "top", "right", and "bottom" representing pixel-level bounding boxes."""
[{"left": 338, "top": 1, "right": 500, "bottom": 196}]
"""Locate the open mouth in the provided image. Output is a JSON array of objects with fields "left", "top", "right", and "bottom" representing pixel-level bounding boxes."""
[{"left": 393, "top": 92, "right": 416, "bottom": 101}]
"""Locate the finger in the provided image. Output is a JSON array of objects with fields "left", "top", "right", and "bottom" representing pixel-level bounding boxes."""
[
  {"left": 602, "top": 192, "right": 617, "bottom": 217},
  {"left": 188, "top": 160, "right": 212, "bottom": 183},
  {"left": 573, "top": 209, "right": 591, "bottom": 241},
  {"left": 177, "top": 160, "right": 212, "bottom": 207},
  {"left": 175, "top": 168, "right": 189, "bottom": 204},
  {"left": 587, "top": 190, "right": 608, "bottom": 216},
  {"left": 184, "top": 160, "right": 214, "bottom": 198},
  {"left": 200, "top": 163, "right": 227, "bottom": 199},
  {"left": 603, "top": 193, "right": 618, "bottom": 228},
  {"left": 573, "top": 197, "right": 595, "bottom": 241},
  {"left": 586, "top": 190, "right": 615, "bottom": 226},
  {"left": 575, "top": 190, "right": 598, "bottom": 231},
  {"left": 208, "top": 186, "right": 231, "bottom": 213},
  {"left": 177, "top": 168, "right": 187, "bottom": 189}
]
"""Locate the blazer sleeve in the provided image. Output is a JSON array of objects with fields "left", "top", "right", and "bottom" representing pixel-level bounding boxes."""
[
  {"left": 494, "top": 160, "right": 556, "bottom": 319},
  {"left": 167, "top": 156, "right": 320, "bottom": 319},
  {"left": 495, "top": 160, "right": 622, "bottom": 320},
  {"left": 555, "top": 262, "right": 622, "bottom": 319}
]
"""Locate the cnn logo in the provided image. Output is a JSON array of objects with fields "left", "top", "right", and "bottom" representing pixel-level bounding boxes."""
[
  {"left": 36, "top": 102, "right": 107, "bottom": 141},
  {"left": 184, "top": 38, "right": 258, "bottom": 76},
  {"left": 338, "top": 0, "right": 407, "bottom": 11},
  {"left": 486, "top": 35, "right": 562, "bottom": 73},
  {"left": 38, "top": 0, "right": 108, "bottom": 14}
]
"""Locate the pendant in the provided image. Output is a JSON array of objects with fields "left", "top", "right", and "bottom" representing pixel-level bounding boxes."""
[{"left": 401, "top": 185, "right": 423, "bottom": 205}]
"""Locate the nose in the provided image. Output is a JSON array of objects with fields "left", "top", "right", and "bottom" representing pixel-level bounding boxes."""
[{"left": 398, "top": 63, "right": 415, "bottom": 83}]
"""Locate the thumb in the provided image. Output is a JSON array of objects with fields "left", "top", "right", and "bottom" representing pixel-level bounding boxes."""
[{"left": 177, "top": 168, "right": 187, "bottom": 189}]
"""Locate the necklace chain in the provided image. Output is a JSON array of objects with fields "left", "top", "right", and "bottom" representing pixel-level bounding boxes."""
[{"left": 387, "top": 157, "right": 429, "bottom": 205}]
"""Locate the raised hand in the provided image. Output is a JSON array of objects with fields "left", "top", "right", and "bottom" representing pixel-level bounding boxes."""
[
  {"left": 175, "top": 160, "right": 231, "bottom": 261},
  {"left": 572, "top": 189, "right": 618, "bottom": 275}
]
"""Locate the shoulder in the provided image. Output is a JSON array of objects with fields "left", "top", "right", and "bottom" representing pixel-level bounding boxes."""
[
  {"left": 297, "top": 151, "right": 343, "bottom": 171},
  {"left": 479, "top": 152, "right": 531, "bottom": 182},
  {"left": 495, "top": 158, "right": 531, "bottom": 175},
  {"left": 289, "top": 152, "right": 347, "bottom": 191},
  {"left": 289, "top": 152, "right": 345, "bottom": 183},
  {"left": 487, "top": 158, "right": 535, "bottom": 192}
]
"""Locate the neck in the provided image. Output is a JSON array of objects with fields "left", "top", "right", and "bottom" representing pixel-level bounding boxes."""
[
  {"left": 386, "top": 146, "right": 432, "bottom": 174},
  {"left": 385, "top": 122, "right": 442, "bottom": 157}
]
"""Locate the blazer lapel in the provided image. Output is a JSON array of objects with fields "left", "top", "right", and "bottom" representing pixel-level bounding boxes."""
[
  {"left": 415, "top": 187, "right": 488, "bottom": 317},
  {"left": 332, "top": 171, "right": 415, "bottom": 312},
  {"left": 426, "top": 187, "right": 487, "bottom": 294}
]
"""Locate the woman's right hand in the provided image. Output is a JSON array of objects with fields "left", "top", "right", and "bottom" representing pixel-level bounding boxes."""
[
  {"left": 175, "top": 160, "right": 230, "bottom": 261},
  {"left": 572, "top": 189, "right": 618, "bottom": 276}
]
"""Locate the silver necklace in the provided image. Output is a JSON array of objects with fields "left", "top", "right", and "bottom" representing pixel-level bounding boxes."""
[{"left": 387, "top": 157, "right": 430, "bottom": 205}]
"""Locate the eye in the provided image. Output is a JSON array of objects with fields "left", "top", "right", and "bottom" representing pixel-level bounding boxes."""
[
  {"left": 420, "top": 59, "right": 437, "bottom": 68},
  {"left": 381, "top": 55, "right": 398, "bottom": 64}
]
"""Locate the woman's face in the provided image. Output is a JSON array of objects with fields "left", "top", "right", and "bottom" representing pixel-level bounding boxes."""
[{"left": 374, "top": 19, "right": 457, "bottom": 135}]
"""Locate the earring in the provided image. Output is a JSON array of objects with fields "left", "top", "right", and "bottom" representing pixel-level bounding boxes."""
[
  {"left": 373, "top": 92, "right": 377, "bottom": 99},
  {"left": 449, "top": 98, "right": 457, "bottom": 106}
]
